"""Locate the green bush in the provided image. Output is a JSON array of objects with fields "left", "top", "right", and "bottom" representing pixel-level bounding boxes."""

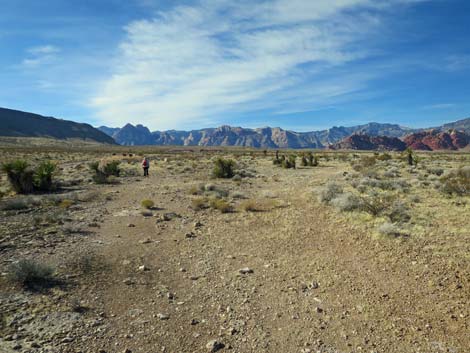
[
  {"left": 34, "top": 161, "right": 56, "bottom": 191},
  {"left": 281, "top": 155, "right": 296, "bottom": 169},
  {"left": 8, "top": 259, "right": 55, "bottom": 289},
  {"left": 213, "top": 158, "right": 235, "bottom": 178},
  {"left": 90, "top": 160, "right": 121, "bottom": 184},
  {"left": 141, "top": 199, "right": 155, "bottom": 209},
  {"left": 1, "top": 160, "right": 34, "bottom": 194}
]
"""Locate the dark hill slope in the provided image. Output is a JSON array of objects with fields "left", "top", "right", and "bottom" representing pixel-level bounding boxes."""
[{"left": 0, "top": 107, "right": 115, "bottom": 144}]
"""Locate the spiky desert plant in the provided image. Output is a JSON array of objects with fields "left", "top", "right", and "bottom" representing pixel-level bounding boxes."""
[
  {"left": 1, "top": 160, "right": 34, "bottom": 194},
  {"left": 34, "top": 161, "right": 56, "bottom": 191}
]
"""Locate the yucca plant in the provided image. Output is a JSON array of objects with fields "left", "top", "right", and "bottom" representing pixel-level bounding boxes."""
[
  {"left": 34, "top": 161, "right": 56, "bottom": 191},
  {"left": 1, "top": 160, "right": 34, "bottom": 194}
]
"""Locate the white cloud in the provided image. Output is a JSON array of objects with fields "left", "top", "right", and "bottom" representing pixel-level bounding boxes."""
[
  {"left": 22, "top": 45, "right": 61, "bottom": 67},
  {"left": 90, "top": 0, "right": 415, "bottom": 130}
]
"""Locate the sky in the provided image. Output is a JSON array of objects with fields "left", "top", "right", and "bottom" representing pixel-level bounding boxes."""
[{"left": 0, "top": 0, "right": 469, "bottom": 131}]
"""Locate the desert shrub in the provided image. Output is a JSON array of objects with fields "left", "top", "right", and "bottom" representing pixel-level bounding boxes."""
[
  {"left": 1, "top": 160, "right": 34, "bottom": 194},
  {"left": 191, "top": 197, "right": 208, "bottom": 210},
  {"left": 351, "top": 155, "right": 376, "bottom": 172},
  {"left": 301, "top": 155, "right": 308, "bottom": 167},
  {"left": 34, "top": 161, "right": 56, "bottom": 191},
  {"left": 359, "top": 191, "right": 396, "bottom": 216},
  {"left": 386, "top": 201, "right": 411, "bottom": 223},
  {"left": 69, "top": 252, "right": 107, "bottom": 276},
  {"left": 189, "top": 185, "right": 200, "bottom": 195},
  {"left": 318, "top": 182, "right": 343, "bottom": 203},
  {"left": 141, "top": 199, "right": 155, "bottom": 209},
  {"left": 213, "top": 158, "right": 235, "bottom": 178},
  {"left": 383, "top": 167, "right": 400, "bottom": 178},
  {"left": 0, "top": 198, "right": 30, "bottom": 211},
  {"left": 231, "top": 191, "right": 247, "bottom": 199},
  {"left": 209, "top": 198, "right": 232, "bottom": 213},
  {"left": 439, "top": 167, "right": 470, "bottom": 196},
  {"left": 59, "top": 199, "right": 74, "bottom": 209},
  {"left": 377, "top": 153, "right": 392, "bottom": 161},
  {"left": 330, "top": 192, "right": 363, "bottom": 212},
  {"left": 427, "top": 167, "right": 444, "bottom": 176},
  {"left": 377, "top": 222, "right": 402, "bottom": 237},
  {"left": 90, "top": 160, "right": 121, "bottom": 184},
  {"left": 239, "top": 199, "right": 261, "bottom": 212},
  {"left": 281, "top": 155, "right": 296, "bottom": 169},
  {"left": 8, "top": 259, "right": 55, "bottom": 289}
]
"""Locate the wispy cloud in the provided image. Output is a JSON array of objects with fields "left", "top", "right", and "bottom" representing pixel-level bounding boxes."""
[
  {"left": 22, "top": 44, "right": 61, "bottom": 67},
  {"left": 90, "top": 0, "right": 423, "bottom": 130},
  {"left": 422, "top": 103, "right": 456, "bottom": 110}
]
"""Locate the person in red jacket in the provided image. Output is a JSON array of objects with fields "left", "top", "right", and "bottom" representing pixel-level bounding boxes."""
[{"left": 141, "top": 157, "right": 150, "bottom": 177}]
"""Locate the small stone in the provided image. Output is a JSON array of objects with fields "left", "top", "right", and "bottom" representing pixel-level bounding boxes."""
[
  {"left": 157, "top": 313, "right": 169, "bottom": 320},
  {"left": 239, "top": 267, "right": 253, "bottom": 274},
  {"left": 127, "top": 223, "right": 136, "bottom": 227},
  {"left": 123, "top": 278, "right": 135, "bottom": 285},
  {"left": 123, "top": 349, "right": 132, "bottom": 353},
  {"left": 206, "top": 339, "right": 225, "bottom": 352},
  {"left": 138, "top": 265, "right": 149, "bottom": 271},
  {"left": 191, "top": 319, "right": 199, "bottom": 325},
  {"left": 139, "top": 238, "right": 152, "bottom": 244},
  {"left": 315, "top": 307, "right": 323, "bottom": 314},
  {"left": 185, "top": 232, "right": 196, "bottom": 238}
]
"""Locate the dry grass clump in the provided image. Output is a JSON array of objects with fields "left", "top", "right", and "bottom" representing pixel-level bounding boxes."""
[
  {"left": 59, "top": 199, "right": 74, "bottom": 209},
  {"left": 191, "top": 197, "right": 209, "bottom": 211},
  {"left": 209, "top": 198, "right": 233, "bottom": 213},
  {"left": 239, "top": 199, "right": 261, "bottom": 212},
  {"left": 8, "top": 259, "right": 55, "bottom": 289},
  {"left": 351, "top": 155, "right": 376, "bottom": 172},
  {"left": 68, "top": 252, "right": 108, "bottom": 276},
  {"left": 377, "top": 222, "right": 403, "bottom": 237},
  {"left": 141, "top": 199, "right": 155, "bottom": 209}
]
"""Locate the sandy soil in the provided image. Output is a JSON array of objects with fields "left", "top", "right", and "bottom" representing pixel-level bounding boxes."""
[{"left": 1, "top": 155, "right": 469, "bottom": 353}]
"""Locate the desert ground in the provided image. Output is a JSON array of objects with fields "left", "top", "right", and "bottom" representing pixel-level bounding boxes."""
[{"left": 1, "top": 141, "right": 469, "bottom": 353}]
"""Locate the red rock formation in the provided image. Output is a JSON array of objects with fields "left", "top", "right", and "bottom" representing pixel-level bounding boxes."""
[{"left": 403, "top": 129, "right": 470, "bottom": 151}]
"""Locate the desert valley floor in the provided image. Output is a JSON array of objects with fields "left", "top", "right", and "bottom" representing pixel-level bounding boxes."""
[{"left": 1, "top": 147, "right": 469, "bottom": 353}]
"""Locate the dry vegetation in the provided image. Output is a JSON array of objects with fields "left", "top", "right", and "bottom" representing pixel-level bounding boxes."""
[{"left": 0, "top": 140, "right": 469, "bottom": 352}]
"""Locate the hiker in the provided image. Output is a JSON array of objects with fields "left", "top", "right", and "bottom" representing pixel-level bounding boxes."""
[{"left": 142, "top": 157, "right": 150, "bottom": 177}]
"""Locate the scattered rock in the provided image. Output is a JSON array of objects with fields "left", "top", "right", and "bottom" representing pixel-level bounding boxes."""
[
  {"left": 127, "top": 223, "right": 136, "bottom": 228},
  {"left": 239, "top": 267, "right": 254, "bottom": 274},
  {"left": 206, "top": 339, "right": 225, "bottom": 352},
  {"left": 157, "top": 313, "right": 170, "bottom": 320}
]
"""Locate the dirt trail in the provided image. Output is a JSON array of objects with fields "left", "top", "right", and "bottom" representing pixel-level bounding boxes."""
[{"left": 65, "top": 160, "right": 469, "bottom": 353}]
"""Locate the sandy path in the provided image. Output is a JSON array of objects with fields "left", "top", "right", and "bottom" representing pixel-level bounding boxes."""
[{"left": 73, "top": 160, "right": 469, "bottom": 353}]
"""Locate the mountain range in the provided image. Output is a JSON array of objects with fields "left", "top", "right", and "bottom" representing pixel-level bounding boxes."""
[
  {"left": 97, "top": 117, "right": 470, "bottom": 150},
  {"left": 1, "top": 106, "right": 470, "bottom": 150},
  {"left": 98, "top": 122, "right": 418, "bottom": 148},
  {"left": 0, "top": 107, "right": 115, "bottom": 144}
]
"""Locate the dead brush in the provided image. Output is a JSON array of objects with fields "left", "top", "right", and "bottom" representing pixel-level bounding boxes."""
[{"left": 209, "top": 198, "right": 233, "bottom": 213}]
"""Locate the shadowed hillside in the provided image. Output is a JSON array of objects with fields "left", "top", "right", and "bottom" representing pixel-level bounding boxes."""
[{"left": 0, "top": 107, "right": 116, "bottom": 144}]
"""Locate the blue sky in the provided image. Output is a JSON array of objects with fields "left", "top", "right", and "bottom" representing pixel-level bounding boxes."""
[{"left": 0, "top": 0, "right": 469, "bottom": 131}]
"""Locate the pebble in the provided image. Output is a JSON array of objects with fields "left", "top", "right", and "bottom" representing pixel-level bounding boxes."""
[
  {"left": 127, "top": 223, "right": 136, "bottom": 227},
  {"left": 239, "top": 267, "right": 254, "bottom": 274},
  {"left": 206, "top": 339, "right": 225, "bottom": 352},
  {"left": 157, "top": 313, "right": 170, "bottom": 320}
]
